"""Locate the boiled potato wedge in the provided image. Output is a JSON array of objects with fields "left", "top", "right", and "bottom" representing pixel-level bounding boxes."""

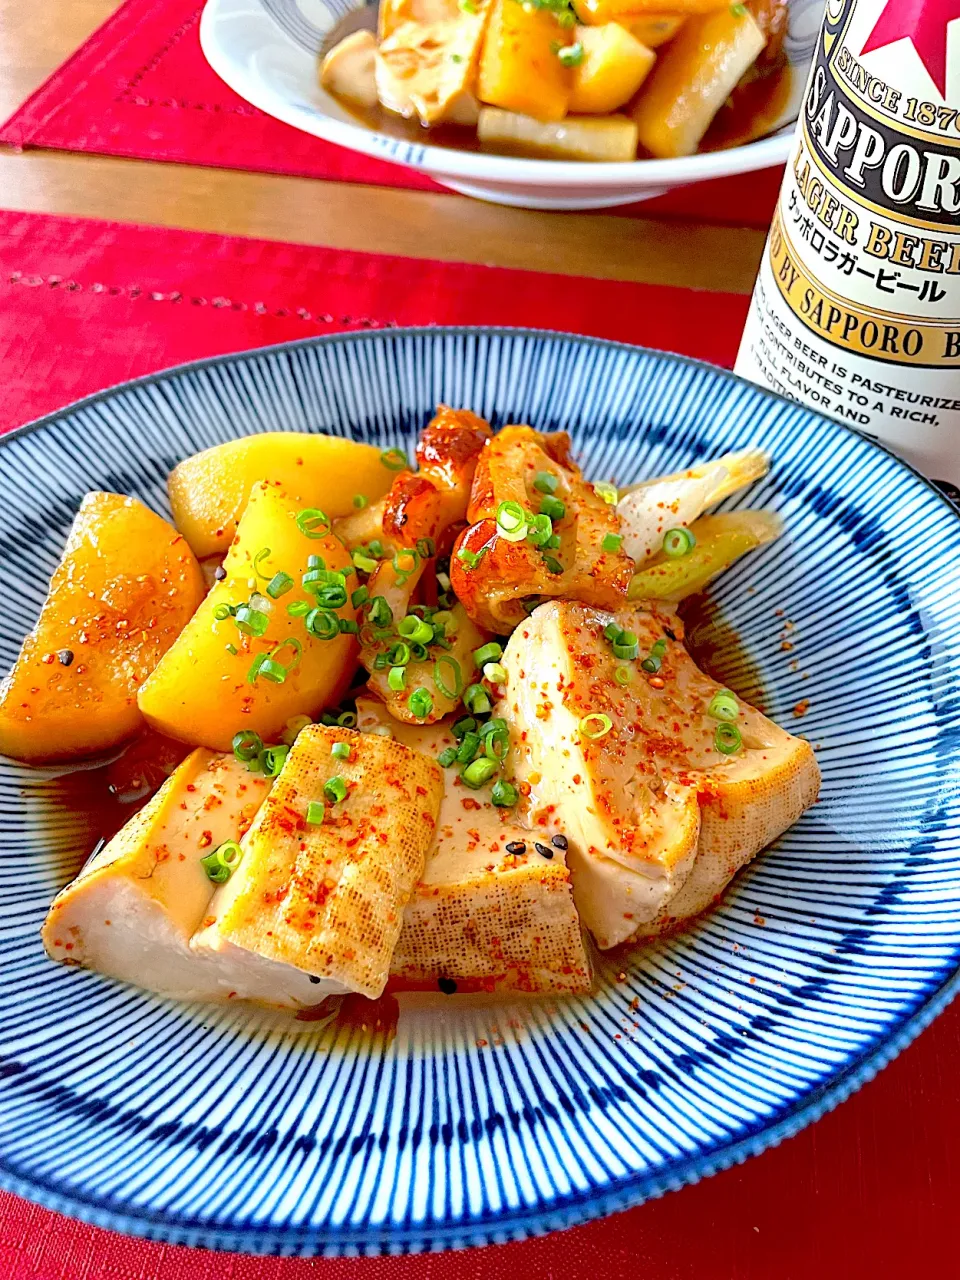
[
  {"left": 0, "top": 493, "right": 204, "bottom": 764},
  {"left": 478, "top": 107, "right": 639, "bottom": 161},
  {"left": 569, "top": 23, "right": 656, "bottom": 113},
  {"left": 169, "top": 433, "right": 394, "bottom": 559},
  {"left": 575, "top": 4, "right": 687, "bottom": 47},
  {"left": 632, "top": 6, "right": 765, "bottom": 157},
  {"left": 478, "top": 0, "right": 572, "bottom": 123},
  {"left": 138, "top": 483, "right": 358, "bottom": 750}
]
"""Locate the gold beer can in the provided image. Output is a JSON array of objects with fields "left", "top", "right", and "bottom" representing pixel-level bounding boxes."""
[{"left": 735, "top": 0, "right": 960, "bottom": 482}]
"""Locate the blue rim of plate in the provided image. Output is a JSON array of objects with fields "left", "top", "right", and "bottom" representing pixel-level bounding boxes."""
[{"left": 0, "top": 326, "right": 957, "bottom": 1255}]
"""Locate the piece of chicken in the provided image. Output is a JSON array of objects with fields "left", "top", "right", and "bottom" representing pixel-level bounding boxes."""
[
  {"left": 42, "top": 750, "right": 272, "bottom": 1000},
  {"left": 352, "top": 407, "right": 493, "bottom": 722},
  {"left": 451, "top": 426, "right": 635, "bottom": 633},
  {"left": 616, "top": 447, "right": 769, "bottom": 565},
  {"left": 320, "top": 30, "right": 379, "bottom": 109},
  {"left": 357, "top": 701, "right": 591, "bottom": 993},
  {"left": 375, "top": 0, "right": 492, "bottom": 126},
  {"left": 497, "top": 600, "right": 819, "bottom": 948},
  {"left": 192, "top": 724, "right": 443, "bottom": 1000}
]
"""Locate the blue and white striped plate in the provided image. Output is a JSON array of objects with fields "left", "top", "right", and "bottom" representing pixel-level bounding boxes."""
[{"left": 1, "top": 328, "right": 959, "bottom": 1257}]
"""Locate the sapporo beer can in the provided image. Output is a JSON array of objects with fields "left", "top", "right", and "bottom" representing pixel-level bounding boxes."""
[{"left": 735, "top": 0, "right": 960, "bottom": 482}]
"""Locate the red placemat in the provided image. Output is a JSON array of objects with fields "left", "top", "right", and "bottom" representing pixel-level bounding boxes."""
[
  {"left": 0, "top": 0, "right": 785, "bottom": 226},
  {"left": 0, "top": 209, "right": 956, "bottom": 1280}
]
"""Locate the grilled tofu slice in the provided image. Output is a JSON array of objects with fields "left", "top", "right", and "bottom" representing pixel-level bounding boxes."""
[
  {"left": 42, "top": 751, "right": 272, "bottom": 999},
  {"left": 499, "top": 601, "right": 819, "bottom": 947},
  {"left": 357, "top": 704, "right": 591, "bottom": 993},
  {"left": 376, "top": 0, "right": 492, "bottom": 125},
  {"left": 192, "top": 725, "right": 443, "bottom": 1001}
]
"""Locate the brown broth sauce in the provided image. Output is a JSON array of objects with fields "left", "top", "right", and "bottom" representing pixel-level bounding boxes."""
[{"left": 338, "top": 61, "right": 790, "bottom": 161}]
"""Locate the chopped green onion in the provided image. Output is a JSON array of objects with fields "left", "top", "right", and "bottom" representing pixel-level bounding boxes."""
[
  {"left": 337, "top": 711, "right": 358, "bottom": 728},
  {"left": 338, "top": 618, "right": 359, "bottom": 634},
  {"left": 457, "top": 545, "right": 487, "bottom": 570},
  {"left": 491, "top": 779, "right": 519, "bottom": 807},
  {"left": 480, "top": 717, "right": 507, "bottom": 739},
  {"left": 353, "top": 551, "right": 378, "bottom": 574},
  {"left": 260, "top": 745, "right": 289, "bottom": 776},
  {"left": 388, "top": 665, "right": 407, "bottom": 692},
  {"left": 651, "top": 638, "right": 668, "bottom": 658},
  {"left": 460, "top": 0, "right": 477, "bottom": 10},
  {"left": 308, "top": 555, "right": 325, "bottom": 570},
  {"left": 730, "top": 2, "right": 747, "bottom": 14},
  {"left": 641, "top": 654, "right": 662, "bottom": 674},
  {"left": 437, "top": 746, "right": 458, "bottom": 768},
  {"left": 324, "top": 775, "right": 348, "bottom": 804},
  {"left": 663, "top": 527, "right": 696, "bottom": 558},
  {"left": 287, "top": 600, "right": 311, "bottom": 617},
  {"left": 410, "top": 642, "right": 430, "bottom": 662},
  {"left": 306, "top": 800, "right": 325, "bottom": 824},
  {"left": 539, "top": 495, "right": 566, "bottom": 521},
  {"left": 594, "top": 481, "right": 618, "bottom": 505},
  {"left": 533, "top": 471, "right": 558, "bottom": 495},
  {"left": 200, "top": 840, "right": 243, "bottom": 884},
  {"left": 546, "top": 534, "right": 561, "bottom": 550},
  {"left": 257, "top": 658, "right": 288, "bottom": 684},
  {"left": 387, "top": 641, "right": 412, "bottom": 666},
  {"left": 332, "top": 741, "right": 351, "bottom": 760},
  {"left": 232, "top": 730, "right": 263, "bottom": 763},
  {"left": 247, "top": 654, "right": 266, "bottom": 684},
  {"left": 282, "top": 714, "right": 312, "bottom": 745},
  {"left": 266, "top": 571, "right": 293, "bottom": 599},
  {"left": 463, "top": 683, "right": 492, "bottom": 715},
  {"left": 708, "top": 690, "right": 739, "bottom": 723},
  {"left": 234, "top": 605, "right": 269, "bottom": 638},
  {"left": 408, "top": 687, "right": 434, "bottom": 720},
  {"left": 603, "top": 622, "right": 620, "bottom": 642},
  {"left": 452, "top": 715, "right": 477, "bottom": 740},
  {"left": 557, "top": 39, "right": 584, "bottom": 66},
  {"left": 351, "top": 585, "right": 369, "bottom": 609},
  {"left": 456, "top": 732, "right": 481, "bottom": 764},
  {"left": 252, "top": 547, "right": 272, "bottom": 580},
  {"left": 473, "top": 641, "right": 503, "bottom": 668},
  {"left": 483, "top": 662, "right": 508, "bottom": 684},
  {"left": 397, "top": 614, "right": 433, "bottom": 644},
  {"left": 462, "top": 757, "right": 497, "bottom": 788},
  {"left": 434, "top": 655, "right": 463, "bottom": 700},
  {"left": 380, "top": 447, "right": 408, "bottom": 472},
  {"left": 352, "top": 494, "right": 368, "bottom": 510},
  {"left": 296, "top": 508, "right": 331, "bottom": 539},
  {"left": 373, "top": 653, "right": 389, "bottom": 670},
  {"left": 392, "top": 547, "right": 420, "bottom": 584},
  {"left": 306, "top": 608, "right": 340, "bottom": 641},
  {"left": 614, "top": 665, "right": 633, "bottom": 686},
  {"left": 496, "top": 500, "right": 528, "bottom": 542},
  {"left": 368, "top": 596, "right": 393, "bottom": 628},
  {"left": 484, "top": 731, "right": 508, "bottom": 761},
  {"left": 715, "top": 722, "right": 742, "bottom": 754},
  {"left": 416, "top": 537, "right": 436, "bottom": 559},
  {"left": 526, "top": 514, "right": 553, "bottom": 547},
  {"left": 543, "top": 555, "right": 564, "bottom": 575},
  {"left": 433, "top": 610, "right": 457, "bottom": 635},
  {"left": 602, "top": 534, "right": 623, "bottom": 554},
  {"left": 579, "top": 713, "right": 613, "bottom": 740},
  {"left": 213, "top": 603, "right": 236, "bottom": 622},
  {"left": 612, "top": 631, "right": 639, "bottom": 661},
  {"left": 226, "top": 643, "right": 238, "bottom": 656}
]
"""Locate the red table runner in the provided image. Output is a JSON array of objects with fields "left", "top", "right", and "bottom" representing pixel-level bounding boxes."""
[
  {"left": 0, "top": 0, "right": 785, "bottom": 227},
  {"left": 0, "top": 209, "right": 957, "bottom": 1279}
]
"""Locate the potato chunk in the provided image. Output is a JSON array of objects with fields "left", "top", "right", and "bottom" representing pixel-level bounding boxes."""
[
  {"left": 138, "top": 483, "right": 358, "bottom": 750},
  {"left": 478, "top": 107, "right": 639, "bottom": 159},
  {"left": 0, "top": 492, "right": 204, "bottom": 763},
  {"left": 632, "top": 6, "right": 765, "bottom": 157},
  {"left": 320, "top": 30, "right": 379, "bottom": 108},
  {"left": 168, "top": 433, "right": 392, "bottom": 559},
  {"left": 478, "top": 0, "right": 572, "bottom": 123},
  {"left": 192, "top": 725, "right": 443, "bottom": 999},
  {"left": 569, "top": 23, "right": 656, "bottom": 113}
]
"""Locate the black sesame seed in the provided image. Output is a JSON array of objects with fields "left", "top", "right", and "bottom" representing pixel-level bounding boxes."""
[
  {"left": 57, "top": 649, "right": 74, "bottom": 667},
  {"left": 214, "top": 565, "right": 227, "bottom": 581},
  {"left": 551, "top": 833, "right": 568, "bottom": 851},
  {"left": 664, "top": 627, "right": 676, "bottom": 641},
  {"left": 438, "top": 977, "right": 458, "bottom": 995},
  {"left": 308, "top": 975, "right": 323, "bottom": 984},
  {"left": 534, "top": 842, "right": 554, "bottom": 860},
  {"left": 505, "top": 840, "right": 526, "bottom": 855}
]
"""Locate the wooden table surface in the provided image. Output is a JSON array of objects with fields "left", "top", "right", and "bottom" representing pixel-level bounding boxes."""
[{"left": 0, "top": 0, "right": 766, "bottom": 293}]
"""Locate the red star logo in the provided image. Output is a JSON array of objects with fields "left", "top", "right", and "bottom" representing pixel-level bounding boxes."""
[{"left": 861, "top": 0, "right": 960, "bottom": 97}]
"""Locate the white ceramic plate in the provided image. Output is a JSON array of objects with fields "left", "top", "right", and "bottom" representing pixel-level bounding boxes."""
[{"left": 200, "top": 0, "right": 824, "bottom": 211}]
